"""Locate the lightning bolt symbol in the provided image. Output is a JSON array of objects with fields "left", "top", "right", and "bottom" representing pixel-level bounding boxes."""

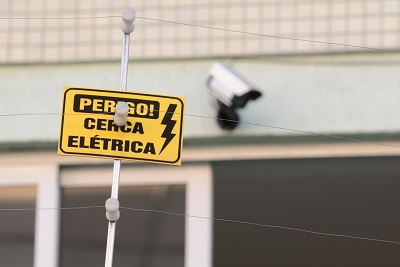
[{"left": 159, "top": 104, "right": 177, "bottom": 155}]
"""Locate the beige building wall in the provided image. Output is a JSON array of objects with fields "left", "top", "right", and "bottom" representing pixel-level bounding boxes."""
[
  {"left": 1, "top": 0, "right": 399, "bottom": 63},
  {"left": 1, "top": 53, "right": 400, "bottom": 143}
]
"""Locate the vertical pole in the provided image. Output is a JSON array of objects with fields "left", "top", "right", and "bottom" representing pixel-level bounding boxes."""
[
  {"left": 104, "top": 8, "right": 136, "bottom": 267},
  {"left": 104, "top": 161, "right": 122, "bottom": 267}
]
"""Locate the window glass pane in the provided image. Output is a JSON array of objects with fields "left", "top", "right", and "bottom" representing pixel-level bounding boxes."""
[
  {"left": 213, "top": 157, "right": 400, "bottom": 266},
  {"left": 0, "top": 186, "right": 36, "bottom": 267},
  {"left": 60, "top": 185, "right": 185, "bottom": 267}
]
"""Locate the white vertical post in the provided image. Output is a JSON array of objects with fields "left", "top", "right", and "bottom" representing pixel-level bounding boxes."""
[
  {"left": 35, "top": 165, "right": 60, "bottom": 267},
  {"left": 104, "top": 8, "right": 136, "bottom": 267}
]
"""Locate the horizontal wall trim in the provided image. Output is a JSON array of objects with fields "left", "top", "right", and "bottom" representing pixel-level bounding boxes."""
[
  {"left": 2, "top": 132, "right": 400, "bottom": 153},
  {"left": 0, "top": 141, "right": 400, "bottom": 166}
]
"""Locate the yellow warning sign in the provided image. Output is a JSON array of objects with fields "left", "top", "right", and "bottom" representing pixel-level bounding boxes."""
[{"left": 58, "top": 87, "right": 185, "bottom": 165}]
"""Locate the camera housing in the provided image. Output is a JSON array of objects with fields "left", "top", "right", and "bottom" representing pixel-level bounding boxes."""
[
  {"left": 207, "top": 62, "right": 262, "bottom": 108},
  {"left": 207, "top": 62, "right": 262, "bottom": 130}
]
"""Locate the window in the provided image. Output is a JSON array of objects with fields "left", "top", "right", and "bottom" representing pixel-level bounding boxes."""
[
  {"left": 60, "top": 185, "right": 186, "bottom": 266},
  {"left": 61, "top": 163, "right": 212, "bottom": 267},
  {"left": 213, "top": 157, "right": 400, "bottom": 266},
  {"left": 0, "top": 186, "right": 36, "bottom": 267},
  {"left": 0, "top": 164, "right": 59, "bottom": 267}
]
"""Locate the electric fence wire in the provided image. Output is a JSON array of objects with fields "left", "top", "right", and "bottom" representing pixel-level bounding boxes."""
[
  {"left": 1, "top": 111, "right": 400, "bottom": 150},
  {"left": 0, "top": 15, "right": 395, "bottom": 53},
  {"left": 0, "top": 205, "right": 399, "bottom": 246},
  {"left": 135, "top": 16, "right": 391, "bottom": 53}
]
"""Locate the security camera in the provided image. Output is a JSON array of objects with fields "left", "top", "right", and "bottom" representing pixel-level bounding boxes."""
[
  {"left": 207, "top": 62, "right": 262, "bottom": 108},
  {"left": 207, "top": 62, "right": 262, "bottom": 130}
]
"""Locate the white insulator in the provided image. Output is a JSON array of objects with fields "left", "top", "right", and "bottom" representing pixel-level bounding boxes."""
[
  {"left": 121, "top": 8, "right": 136, "bottom": 34},
  {"left": 105, "top": 198, "right": 120, "bottom": 222},
  {"left": 114, "top": 101, "right": 130, "bottom": 126}
]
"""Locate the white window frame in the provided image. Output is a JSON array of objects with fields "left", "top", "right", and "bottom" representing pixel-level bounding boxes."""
[
  {"left": 0, "top": 164, "right": 60, "bottom": 267},
  {"left": 61, "top": 163, "right": 213, "bottom": 267}
]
